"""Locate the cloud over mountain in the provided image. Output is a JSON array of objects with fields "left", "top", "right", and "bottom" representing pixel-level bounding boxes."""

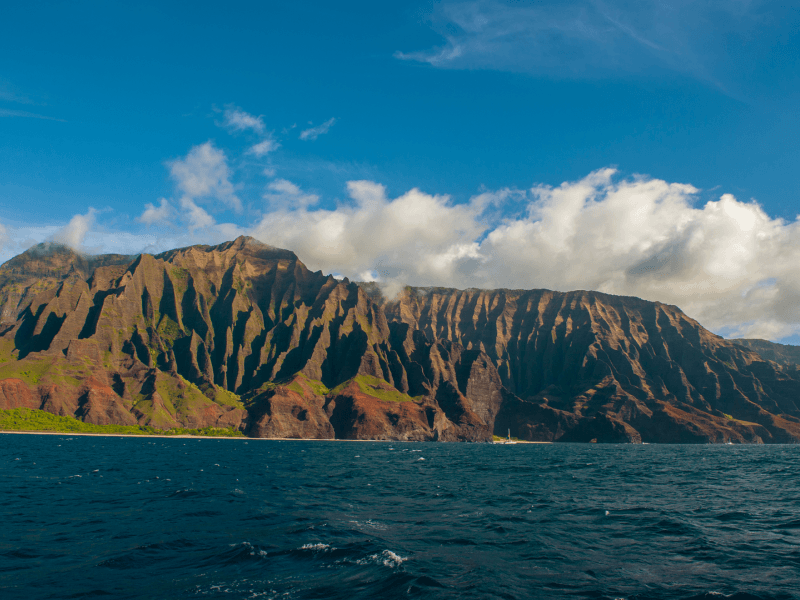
[
  {"left": 4, "top": 159, "right": 800, "bottom": 341},
  {"left": 249, "top": 169, "right": 800, "bottom": 340}
]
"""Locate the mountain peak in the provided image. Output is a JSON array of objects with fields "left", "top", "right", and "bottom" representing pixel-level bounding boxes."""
[{"left": 219, "top": 236, "right": 298, "bottom": 261}]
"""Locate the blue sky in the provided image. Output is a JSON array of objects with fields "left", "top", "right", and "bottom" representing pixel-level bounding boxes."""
[{"left": 1, "top": 0, "right": 800, "bottom": 340}]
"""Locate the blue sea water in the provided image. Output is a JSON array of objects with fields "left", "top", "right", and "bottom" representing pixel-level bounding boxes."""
[{"left": 1, "top": 436, "right": 799, "bottom": 600}]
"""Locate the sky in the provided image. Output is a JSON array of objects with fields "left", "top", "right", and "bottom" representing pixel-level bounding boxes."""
[{"left": 1, "top": 0, "right": 799, "bottom": 341}]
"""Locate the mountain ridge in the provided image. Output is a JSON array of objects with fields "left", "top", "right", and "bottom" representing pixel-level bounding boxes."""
[{"left": 0, "top": 236, "right": 798, "bottom": 443}]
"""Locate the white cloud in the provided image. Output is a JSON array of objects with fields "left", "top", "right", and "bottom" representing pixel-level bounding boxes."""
[
  {"left": 299, "top": 118, "right": 336, "bottom": 141},
  {"left": 251, "top": 180, "right": 488, "bottom": 293},
  {"left": 249, "top": 138, "right": 279, "bottom": 157},
  {"left": 0, "top": 210, "right": 243, "bottom": 266},
  {"left": 8, "top": 155, "right": 800, "bottom": 343},
  {"left": 138, "top": 198, "right": 173, "bottom": 226},
  {"left": 169, "top": 142, "right": 241, "bottom": 211},
  {"left": 222, "top": 107, "right": 265, "bottom": 134},
  {"left": 249, "top": 169, "right": 800, "bottom": 341},
  {"left": 50, "top": 209, "right": 97, "bottom": 251},
  {"left": 264, "top": 178, "right": 319, "bottom": 209},
  {"left": 179, "top": 197, "right": 215, "bottom": 230},
  {"left": 470, "top": 173, "right": 800, "bottom": 339}
]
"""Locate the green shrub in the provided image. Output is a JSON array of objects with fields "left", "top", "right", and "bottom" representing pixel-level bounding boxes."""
[{"left": 0, "top": 408, "right": 245, "bottom": 437}]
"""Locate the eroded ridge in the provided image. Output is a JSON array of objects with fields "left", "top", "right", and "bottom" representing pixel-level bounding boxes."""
[{"left": 1, "top": 238, "right": 799, "bottom": 443}]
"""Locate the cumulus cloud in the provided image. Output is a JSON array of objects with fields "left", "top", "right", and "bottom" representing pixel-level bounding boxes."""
[
  {"left": 299, "top": 118, "right": 336, "bottom": 141},
  {"left": 264, "top": 179, "right": 319, "bottom": 209},
  {"left": 10, "top": 157, "right": 800, "bottom": 342},
  {"left": 50, "top": 208, "right": 96, "bottom": 251},
  {"left": 138, "top": 198, "right": 173, "bottom": 226},
  {"left": 251, "top": 180, "right": 489, "bottom": 294},
  {"left": 179, "top": 197, "right": 215, "bottom": 230},
  {"left": 249, "top": 170, "right": 800, "bottom": 341},
  {"left": 222, "top": 107, "right": 265, "bottom": 134},
  {"left": 169, "top": 142, "right": 241, "bottom": 211}
]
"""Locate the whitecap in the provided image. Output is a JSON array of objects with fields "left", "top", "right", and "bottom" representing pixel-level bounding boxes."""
[
  {"left": 300, "top": 543, "right": 331, "bottom": 551},
  {"left": 232, "top": 541, "right": 268, "bottom": 557},
  {"left": 357, "top": 549, "right": 408, "bottom": 568},
  {"left": 381, "top": 550, "right": 407, "bottom": 567}
]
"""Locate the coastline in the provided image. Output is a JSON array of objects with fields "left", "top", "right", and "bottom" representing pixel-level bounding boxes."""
[
  {"left": 0, "top": 430, "right": 551, "bottom": 442},
  {"left": 0, "top": 430, "right": 251, "bottom": 440}
]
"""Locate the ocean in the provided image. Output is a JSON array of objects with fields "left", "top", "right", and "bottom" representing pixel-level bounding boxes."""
[{"left": 1, "top": 435, "right": 798, "bottom": 599}]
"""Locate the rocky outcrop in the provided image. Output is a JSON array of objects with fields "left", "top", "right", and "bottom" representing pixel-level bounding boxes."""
[
  {"left": 1, "top": 238, "right": 800, "bottom": 443},
  {"left": 245, "top": 378, "right": 334, "bottom": 439}
]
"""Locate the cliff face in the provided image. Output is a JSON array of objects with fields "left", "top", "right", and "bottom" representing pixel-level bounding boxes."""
[
  {"left": 0, "top": 238, "right": 494, "bottom": 441},
  {"left": 1, "top": 237, "right": 799, "bottom": 443},
  {"left": 732, "top": 339, "right": 800, "bottom": 370},
  {"left": 370, "top": 286, "right": 800, "bottom": 443}
]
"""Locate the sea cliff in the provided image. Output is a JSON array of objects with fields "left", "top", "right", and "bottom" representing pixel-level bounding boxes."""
[{"left": 1, "top": 236, "right": 798, "bottom": 443}]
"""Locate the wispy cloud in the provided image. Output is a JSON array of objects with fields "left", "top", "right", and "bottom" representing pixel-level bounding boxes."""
[
  {"left": 248, "top": 138, "right": 279, "bottom": 157},
  {"left": 299, "top": 118, "right": 336, "bottom": 141},
  {"left": 0, "top": 79, "right": 45, "bottom": 106},
  {"left": 0, "top": 91, "right": 34, "bottom": 105},
  {"left": 0, "top": 108, "right": 64, "bottom": 121},
  {"left": 222, "top": 106, "right": 265, "bottom": 134},
  {"left": 264, "top": 178, "right": 319, "bottom": 209},
  {"left": 395, "top": 0, "right": 777, "bottom": 90},
  {"left": 219, "top": 105, "right": 280, "bottom": 157}
]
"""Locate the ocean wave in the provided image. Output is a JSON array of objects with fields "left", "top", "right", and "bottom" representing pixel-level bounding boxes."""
[{"left": 356, "top": 549, "right": 408, "bottom": 568}]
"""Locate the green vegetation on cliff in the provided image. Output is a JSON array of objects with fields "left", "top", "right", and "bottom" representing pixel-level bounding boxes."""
[
  {"left": 0, "top": 408, "right": 245, "bottom": 437},
  {"left": 0, "top": 357, "right": 56, "bottom": 386},
  {"left": 331, "top": 374, "right": 418, "bottom": 403}
]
